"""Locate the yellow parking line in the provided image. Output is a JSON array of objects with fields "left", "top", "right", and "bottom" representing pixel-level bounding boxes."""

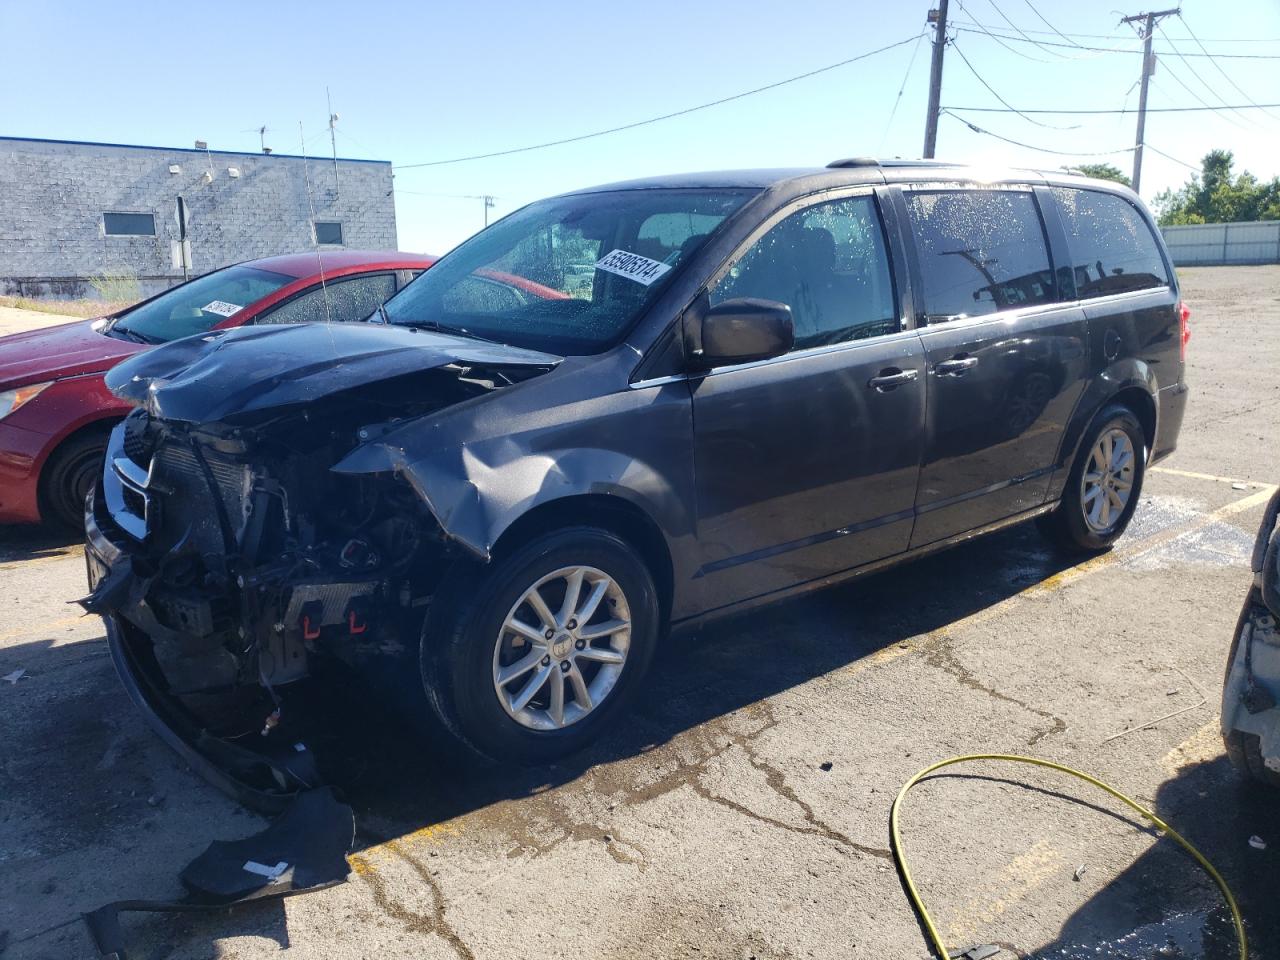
[
  {"left": 902, "top": 485, "right": 1275, "bottom": 645},
  {"left": 1150, "top": 465, "right": 1267, "bottom": 487},
  {"left": 1020, "top": 488, "right": 1270, "bottom": 599},
  {"left": 0, "top": 613, "right": 99, "bottom": 646}
]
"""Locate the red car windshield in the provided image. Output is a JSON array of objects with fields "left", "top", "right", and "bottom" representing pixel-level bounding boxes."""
[{"left": 112, "top": 265, "right": 294, "bottom": 343}]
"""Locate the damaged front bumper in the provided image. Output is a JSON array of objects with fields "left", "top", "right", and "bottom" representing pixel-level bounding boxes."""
[
  {"left": 87, "top": 499, "right": 324, "bottom": 812},
  {"left": 1221, "top": 488, "right": 1280, "bottom": 781},
  {"left": 82, "top": 412, "right": 445, "bottom": 811}
]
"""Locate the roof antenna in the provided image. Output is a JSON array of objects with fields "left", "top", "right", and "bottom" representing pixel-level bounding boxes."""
[
  {"left": 298, "top": 122, "right": 335, "bottom": 331},
  {"left": 194, "top": 139, "right": 214, "bottom": 184},
  {"left": 327, "top": 88, "right": 340, "bottom": 198}
]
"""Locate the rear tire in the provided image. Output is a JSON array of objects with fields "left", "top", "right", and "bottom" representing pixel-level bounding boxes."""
[
  {"left": 41, "top": 431, "right": 109, "bottom": 532},
  {"left": 420, "top": 527, "right": 659, "bottom": 764},
  {"left": 1038, "top": 404, "right": 1145, "bottom": 553}
]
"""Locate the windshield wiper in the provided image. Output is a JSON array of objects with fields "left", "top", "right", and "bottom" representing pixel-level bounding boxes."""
[
  {"left": 405, "top": 319, "right": 502, "bottom": 344},
  {"left": 111, "top": 325, "right": 158, "bottom": 345}
]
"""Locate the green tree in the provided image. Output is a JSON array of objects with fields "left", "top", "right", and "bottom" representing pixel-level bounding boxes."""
[
  {"left": 1153, "top": 150, "right": 1280, "bottom": 225},
  {"left": 1063, "top": 163, "right": 1131, "bottom": 187}
]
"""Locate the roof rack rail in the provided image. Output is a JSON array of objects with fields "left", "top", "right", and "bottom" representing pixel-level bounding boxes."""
[{"left": 826, "top": 157, "right": 881, "bottom": 169}]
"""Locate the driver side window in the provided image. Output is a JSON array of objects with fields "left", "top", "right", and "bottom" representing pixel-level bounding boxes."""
[{"left": 712, "top": 195, "right": 897, "bottom": 351}]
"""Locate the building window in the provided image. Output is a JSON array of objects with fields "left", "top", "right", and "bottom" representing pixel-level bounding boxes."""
[
  {"left": 103, "top": 212, "right": 156, "bottom": 236},
  {"left": 314, "top": 221, "right": 344, "bottom": 245}
]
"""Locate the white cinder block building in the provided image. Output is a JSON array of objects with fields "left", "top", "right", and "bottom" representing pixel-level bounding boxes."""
[{"left": 0, "top": 136, "right": 398, "bottom": 299}]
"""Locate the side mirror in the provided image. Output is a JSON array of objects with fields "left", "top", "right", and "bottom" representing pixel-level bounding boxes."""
[{"left": 690, "top": 297, "right": 794, "bottom": 369}]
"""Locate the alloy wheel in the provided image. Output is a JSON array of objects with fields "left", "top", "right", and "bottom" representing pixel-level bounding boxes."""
[
  {"left": 1080, "top": 427, "right": 1136, "bottom": 534},
  {"left": 492, "top": 565, "right": 631, "bottom": 731}
]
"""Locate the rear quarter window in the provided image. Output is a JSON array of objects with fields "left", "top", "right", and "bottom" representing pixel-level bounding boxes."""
[
  {"left": 259, "top": 273, "right": 397, "bottom": 324},
  {"left": 1051, "top": 187, "right": 1169, "bottom": 298},
  {"left": 904, "top": 189, "right": 1057, "bottom": 321}
]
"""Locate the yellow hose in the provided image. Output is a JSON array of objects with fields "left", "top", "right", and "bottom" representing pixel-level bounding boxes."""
[{"left": 889, "top": 754, "right": 1247, "bottom": 960}]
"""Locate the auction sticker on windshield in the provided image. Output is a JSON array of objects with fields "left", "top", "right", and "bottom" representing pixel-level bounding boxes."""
[
  {"left": 201, "top": 300, "right": 243, "bottom": 317},
  {"left": 594, "top": 249, "right": 672, "bottom": 286}
]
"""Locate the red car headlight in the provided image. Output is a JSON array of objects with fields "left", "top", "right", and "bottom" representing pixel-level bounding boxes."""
[{"left": 0, "top": 381, "right": 53, "bottom": 420}]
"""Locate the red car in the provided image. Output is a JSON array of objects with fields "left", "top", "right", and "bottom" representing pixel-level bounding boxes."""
[{"left": 0, "top": 251, "right": 435, "bottom": 529}]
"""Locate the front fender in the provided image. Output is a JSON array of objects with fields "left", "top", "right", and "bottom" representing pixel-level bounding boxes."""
[
  {"left": 337, "top": 437, "right": 690, "bottom": 563},
  {"left": 330, "top": 360, "right": 696, "bottom": 579}
]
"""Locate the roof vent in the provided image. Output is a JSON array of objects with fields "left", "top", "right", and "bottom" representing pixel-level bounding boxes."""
[{"left": 826, "top": 157, "right": 881, "bottom": 169}]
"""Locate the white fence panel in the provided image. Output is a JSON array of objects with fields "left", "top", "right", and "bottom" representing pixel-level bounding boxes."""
[{"left": 1160, "top": 221, "right": 1280, "bottom": 266}]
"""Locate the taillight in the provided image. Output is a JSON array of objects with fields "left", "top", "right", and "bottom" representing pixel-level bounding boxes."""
[{"left": 1178, "top": 301, "right": 1191, "bottom": 362}]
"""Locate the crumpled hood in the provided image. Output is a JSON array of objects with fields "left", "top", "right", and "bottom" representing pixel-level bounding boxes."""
[
  {"left": 0, "top": 318, "right": 142, "bottom": 388},
  {"left": 105, "top": 321, "right": 561, "bottom": 423}
]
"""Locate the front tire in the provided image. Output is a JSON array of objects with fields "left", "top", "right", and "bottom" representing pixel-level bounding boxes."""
[
  {"left": 41, "top": 431, "right": 109, "bottom": 532},
  {"left": 1225, "top": 729, "right": 1280, "bottom": 790},
  {"left": 421, "top": 527, "right": 660, "bottom": 764},
  {"left": 1038, "top": 404, "right": 1145, "bottom": 553}
]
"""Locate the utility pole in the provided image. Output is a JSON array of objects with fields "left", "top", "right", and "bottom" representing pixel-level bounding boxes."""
[
  {"left": 1121, "top": 7, "right": 1180, "bottom": 193},
  {"left": 483, "top": 195, "right": 495, "bottom": 227},
  {"left": 922, "top": 0, "right": 950, "bottom": 159}
]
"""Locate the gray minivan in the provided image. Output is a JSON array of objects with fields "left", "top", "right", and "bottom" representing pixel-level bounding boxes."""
[{"left": 84, "top": 160, "right": 1189, "bottom": 804}]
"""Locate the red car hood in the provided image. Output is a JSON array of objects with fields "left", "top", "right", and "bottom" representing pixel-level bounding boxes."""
[{"left": 0, "top": 319, "right": 145, "bottom": 389}]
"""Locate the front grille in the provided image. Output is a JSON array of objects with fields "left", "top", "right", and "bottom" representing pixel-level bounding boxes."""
[
  {"left": 103, "top": 419, "right": 254, "bottom": 551},
  {"left": 122, "top": 412, "right": 151, "bottom": 466},
  {"left": 150, "top": 444, "right": 250, "bottom": 552}
]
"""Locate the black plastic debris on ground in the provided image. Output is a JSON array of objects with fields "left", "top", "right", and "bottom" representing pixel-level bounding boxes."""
[{"left": 84, "top": 786, "right": 354, "bottom": 960}]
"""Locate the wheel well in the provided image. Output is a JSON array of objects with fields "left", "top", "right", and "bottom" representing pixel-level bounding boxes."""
[
  {"left": 1110, "top": 387, "right": 1156, "bottom": 453},
  {"left": 489, "top": 495, "right": 675, "bottom": 625},
  {"left": 38, "top": 418, "right": 118, "bottom": 498}
]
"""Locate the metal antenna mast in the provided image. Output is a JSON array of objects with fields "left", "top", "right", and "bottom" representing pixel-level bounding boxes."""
[{"left": 327, "top": 88, "right": 340, "bottom": 197}]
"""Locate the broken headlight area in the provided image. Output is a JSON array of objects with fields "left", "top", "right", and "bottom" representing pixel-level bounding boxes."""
[{"left": 82, "top": 378, "right": 493, "bottom": 804}]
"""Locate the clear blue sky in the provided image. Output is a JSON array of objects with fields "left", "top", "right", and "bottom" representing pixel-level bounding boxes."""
[{"left": 3, "top": 0, "right": 1277, "bottom": 254}]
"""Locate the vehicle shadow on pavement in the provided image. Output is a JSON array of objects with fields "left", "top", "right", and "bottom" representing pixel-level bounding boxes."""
[
  {"left": 0, "top": 522, "right": 80, "bottom": 564},
  {"left": 1029, "top": 756, "right": 1280, "bottom": 960},
  {"left": 315, "top": 519, "right": 1081, "bottom": 847}
]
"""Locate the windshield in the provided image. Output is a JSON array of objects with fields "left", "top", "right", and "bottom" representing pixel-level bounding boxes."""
[
  {"left": 113, "top": 264, "right": 294, "bottom": 343},
  {"left": 382, "top": 188, "right": 756, "bottom": 354}
]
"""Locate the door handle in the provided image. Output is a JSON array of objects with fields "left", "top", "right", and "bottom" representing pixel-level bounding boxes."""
[
  {"left": 935, "top": 356, "right": 979, "bottom": 376},
  {"left": 867, "top": 368, "right": 919, "bottom": 391}
]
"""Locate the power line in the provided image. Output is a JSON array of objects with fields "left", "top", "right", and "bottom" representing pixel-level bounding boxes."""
[
  {"left": 950, "top": 17, "right": 1280, "bottom": 43},
  {"left": 393, "top": 35, "right": 921, "bottom": 171},
  {"left": 944, "top": 102, "right": 1280, "bottom": 114},
  {"left": 943, "top": 110, "right": 1135, "bottom": 155},
  {"left": 880, "top": 32, "right": 928, "bottom": 152},
  {"left": 1020, "top": 0, "right": 1093, "bottom": 50},
  {"left": 944, "top": 110, "right": 1201, "bottom": 173},
  {"left": 1150, "top": 63, "right": 1249, "bottom": 129},
  {"left": 949, "top": 41, "right": 1078, "bottom": 128},
  {"left": 1144, "top": 143, "right": 1201, "bottom": 171},
  {"left": 953, "top": 0, "right": 1059, "bottom": 62},
  {"left": 1177, "top": 15, "right": 1280, "bottom": 121},
  {"left": 952, "top": 26, "right": 1280, "bottom": 58},
  {"left": 982, "top": 0, "right": 1074, "bottom": 58},
  {"left": 396, "top": 189, "right": 500, "bottom": 199},
  {"left": 1155, "top": 22, "right": 1258, "bottom": 127}
]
